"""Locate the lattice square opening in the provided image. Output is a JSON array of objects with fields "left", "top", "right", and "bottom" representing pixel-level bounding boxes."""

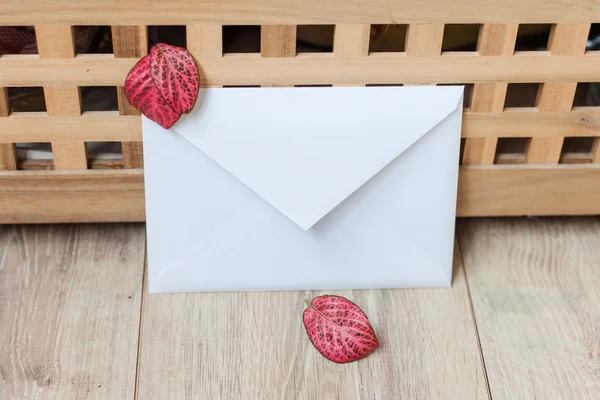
[
  {"left": 295, "top": 84, "right": 333, "bottom": 87},
  {"left": 587, "top": 24, "right": 600, "bottom": 52},
  {"left": 80, "top": 87, "right": 118, "bottom": 112},
  {"left": 73, "top": 26, "right": 113, "bottom": 54},
  {"left": 505, "top": 83, "right": 540, "bottom": 108},
  {"left": 86, "top": 142, "right": 123, "bottom": 169},
  {"left": 223, "top": 26, "right": 261, "bottom": 54},
  {"left": 297, "top": 25, "right": 334, "bottom": 53},
  {"left": 369, "top": 24, "right": 407, "bottom": 53},
  {"left": 495, "top": 138, "right": 531, "bottom": 164},
  {"left": 442, "top": 24, "right": 480, "bottom": 52},
  {"left": 8, "top": 87, "right": 46, "bottom": 113},
  {"left": 0, "top": 26, "right": 37, "bottom": 55},
  {"left": 560, "top": 137, "right": 594, "bottom": 164},
  {"left": 515, "top": 24, "right": 551, "bottom": 51},
  {"left": 16, "top": 142, "right": 53, "bottom": 170},
  {"left": 459, "top": 138, "right": 466, "bottom": 164},
  {"left": 148, "top": 26, "right": 187, "bottom": 50},
  {"left": 572, "top": 82, "right": 600, "bottom": 107},
  {"left": 222, "top": 85, "right": 261, "bottom": 88}
]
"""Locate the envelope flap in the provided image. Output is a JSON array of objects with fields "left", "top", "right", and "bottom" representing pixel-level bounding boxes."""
[{"left": 172, "top": 86, "right": 463, "bottom": 230}]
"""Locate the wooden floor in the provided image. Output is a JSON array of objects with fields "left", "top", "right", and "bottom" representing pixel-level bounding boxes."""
[{"left": 1, "top": 218, "right": 599, "bottom": 399}]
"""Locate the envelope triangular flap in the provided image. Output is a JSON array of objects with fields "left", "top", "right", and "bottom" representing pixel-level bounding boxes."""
[{"left": 173, "top": 86, "right": 463, "bottom": 230}]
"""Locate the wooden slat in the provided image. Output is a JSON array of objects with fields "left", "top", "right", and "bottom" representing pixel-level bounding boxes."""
[
  {"left": 593, "top": 138, "right": 600, "bottom": 163},
  {"left": 2, "top": 165, "right": 600, "bottom": 223},
  {"left": 405, "top": 24, "right": 444, "bottom": 56},
  {"left": 527, "top": 24, "right": 591, "bottom": 164},
  {"left": 113, "top": 26, "right": 147, "bottom": 169},
  {"left": 3, "top": 54, "right": 600, "bottom": 87},
  {"left": 463, "top": 24, "right": 518, "bottom": 165},
  {"left": 261, "top": 25, "right": 296, "bottom": 58},
  {"left": 458, "top": 218, "right": 600, "bottom": 398},
  {"left": 0, "top": 223, "right": 145, "bottom": 398},
  {"left": 36, "top": 25, "right": 87, "bottom": 170},
  {"left": 1, "top": 0, "right": 599, "bottom": 25},
  {"left": 1, "top": 110, "right": 599, "bottom": 144},
  {"left": 187, "top": 25, "right": 223, "bottom": 59},
  {"left": 0, "top": 170, "right": 145, "bottom": 223},
  {"left": 137, "top": 244, "right": 486, "bottom": 398},
  {"left": 333, "top": 24, "right": 370, "bottom": 58},
  {"left": 0, "top": 87, "right": 17, "bottom": 170},
  {"left": 456, "top": 164, "right": 600, "bottom": 216}
]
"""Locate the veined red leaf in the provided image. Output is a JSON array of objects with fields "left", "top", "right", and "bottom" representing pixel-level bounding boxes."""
[
  {"left": 303, "top": 295, "right": 379, "bottom": 363},
  {"left": 150, "top": 43, "right": 200, "bottom": 114},
  {"left": 124, "top": 54, "right": 181, "bottom": 129}
]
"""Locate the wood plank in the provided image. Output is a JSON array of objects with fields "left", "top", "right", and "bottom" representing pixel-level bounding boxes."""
[
  {"left": 456, "top": 164, "right": 600, "bottom": 216},
  {"left": 0, "top": 223, "right": 145, "bottom": 399},
  {"left": 528, "top": 24, "right": 591, "bottom": 164},
  {"left": 458, "top": 217, "right": 600, "bottom": 399},
  {"left": 113, "top": 26, "right": 147, "bottom": 169},
  {"left": 36, "top": 26, "right": 87, "bottom": 170},
  {"left": 0, "top": 170, "right": 145, "bottom": 223},
  {"left": 463, "top": 24, "right": 517, "bottom": 165},
  {"left": 0, "top": 110, "right": 598, "bottom": 145},
  {"left": 0, "top": 87, "right": 17, "bottom": 170},
  {"left": 405, "top": 24, "right": 444, "bottom": 56},
  {"left": 261, "top": 25, "right": 297, "bottom": 58},
  {"left": 593, "top": 138, "right": 600, "bottom": 163},
  {"left": 333, "top": 24, "right": 370, "bottom": 58},
  {"left": 187, "top": 25, "right": 223, "bottom": 59},
  {"left": 2, "top": 165, "right": 600, "bottom": 223},
  {"left": 1, "top": 0, "right": 599, "bottom": 25},
  {"left": 137, "top": 243, "right": 486, "bottom": 399},
  {"left": 3, "top": 54, "right": 600, "bottom": 87}
]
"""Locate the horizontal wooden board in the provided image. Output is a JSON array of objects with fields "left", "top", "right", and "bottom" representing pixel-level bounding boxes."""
[
  {"left": 2, "top": 54, "right": 600, "bottom": 86},
  {"left": 2, "top": 165, "right": 600, "bottom": 223},
  {"left": 0, "top": 170, "right": 145, "bottom": 223},
  {"left": 0, "top": 0, "right": 598, "bottom": 24},
  {"left": 2, "top": 110, "right": 599, "bottom": 144}
]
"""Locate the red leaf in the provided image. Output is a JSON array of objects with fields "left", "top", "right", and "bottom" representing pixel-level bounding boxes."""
[
  {"left": 150, "top": 43, "right": 200, "bottom": 114},
  {"left": 124, "top": 54, "right": 181, "bottom": 129},
  {"left": 303, "top": 295, "right": 379, "bottom": 363}
]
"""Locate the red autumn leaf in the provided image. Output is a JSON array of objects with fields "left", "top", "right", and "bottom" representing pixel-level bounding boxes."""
[
  {"left": 150, "top": 43, "right": 200, "bottom": 114},
  {"left": 303, "top": 295, "right": 379, "bottom": 363},
  {"left": 124, "top": 54, "right": 181, "bottom": 129}
]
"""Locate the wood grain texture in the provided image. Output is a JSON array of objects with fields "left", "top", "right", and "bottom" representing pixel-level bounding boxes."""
[
  {"left": 2, "top": 165, "right": 600, "bottom": 223},
  {"left": 333, "top": 24, "right": 370, "bottom": 58},
  {"left": 261, "top": 25, "right": 297, "bottom": 58},
  {"left": 457, "top": 165, "right": 600, "bottom": 216},
  {"left": 3, "top": 54, "right": 600, "bottom": 87},
  {"left": 137, "top": 243, "right": 487, "bottom": 399},
  {"left": 0, "top": 223, "right": 146, "bottom": 399},
  {"left": 0, "top": 170, "right": 145, "bottom": 223},
  {"left": 463, "top": 24, "right": 517, "bottom": 165},
  {"left": 527, "top": 24, "right": 591, "bottom": 164},
  {"left": 405, "top": 24, "right": 444, "bottom": 56},
  {"left": 51, "top": 140, "right": 88, "bottom": 170},
  {"left": 593, "top": 138, "right": 600, "bottom": 163},
  {"left": 1, "top": 110, "right": 599, "bottom": 144},
  {"left": 35, "top": 25, "right": 75, "bottom": 59},
  {"left": 458, "top": 217, "right": 600, "bottom": 399},
  {"left": 187, "top": 25, "right": 223, "bottom": 58},
  {"left": 1, "top": 0, "right": 600, "bottom": 24},
  {"left": 0, "top": 87, "right": 17, "bottom": 171},
  {"left": 113, "top": 26, "right": 146, "bottom": 169}
]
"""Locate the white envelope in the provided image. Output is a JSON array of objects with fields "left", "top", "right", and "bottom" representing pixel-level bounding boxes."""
[{"left": 143, "top": 86, "right": 463, "bottom": 293}]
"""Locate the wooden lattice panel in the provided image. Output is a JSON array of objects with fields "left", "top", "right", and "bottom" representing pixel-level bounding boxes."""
[{"left": 1, "top": 15, "right": 600, "bottom": 222}]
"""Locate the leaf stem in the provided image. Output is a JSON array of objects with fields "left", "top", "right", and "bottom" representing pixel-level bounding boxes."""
[{"left": 304, "top": 298, "right": 313, "bottom": 308}]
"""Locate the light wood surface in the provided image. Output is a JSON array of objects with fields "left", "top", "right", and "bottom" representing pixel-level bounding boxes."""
[
  {"left": 458, "top": 217, "right": 600, "bottom": 399},
  {"left": 136, "top": 243, "right": 487, "bottom": 399},
  {"left": 463, "top": 24, "right": 517, "bottom": 165},
  {"left": 2, "top": 165, "right": 600, "bottom": 223},
  {"left": 3, "top": 54, "right": 600, "bottom": 87},
  {"left": 527, "top": 24, "right": 590, "bottom": 164},
  {"left": 1, "top": 0, "right": 599, "bottom": 24},
  {"left": 0, "top": 223, "right": 146, "bottom": 399},
  {"left": 0, "top": 87, "right": 17, "bottom": 171},
  {"left": 2, "top": 218, "right": 600, "bottom": 398}
]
